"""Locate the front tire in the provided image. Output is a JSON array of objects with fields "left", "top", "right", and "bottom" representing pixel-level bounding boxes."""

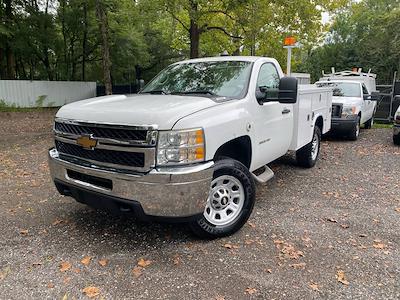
[
  {"left": 394, "top": 134, "right": 400, "bottom": 145},
  {"left": 348, "top": 116, "right": 361, "bottom": 141},
  {"left": 190, "top": 159, "right": 256, "bottom": 239},
  {"left": 296, "top": 126, "right": 321, "bottom": 168},
  {"left": 365, "top": 116, "right": 374, "bottom": 129}
]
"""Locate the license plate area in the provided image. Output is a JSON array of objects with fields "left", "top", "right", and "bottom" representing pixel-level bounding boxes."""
[{"left": 67, "top": 169, "right": 113, "bottom": 190}]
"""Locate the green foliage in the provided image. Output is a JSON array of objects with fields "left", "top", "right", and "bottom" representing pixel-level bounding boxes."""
[
  {"left": 1, "top": 0, "right": 349, "bottom": 85},
  {"left": 35, "top": 95, "right": 48, "bottom": 107},
  {"left": 300, "top": 0, "right": 400, "bottom": 83}
]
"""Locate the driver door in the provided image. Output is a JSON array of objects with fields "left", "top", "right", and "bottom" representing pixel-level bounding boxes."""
[
  {"left": 362, "top": 84, "right": 374, "bottom": 122},
  {"left": 252, "top": 63, "right": 294, "bottom": 169}
]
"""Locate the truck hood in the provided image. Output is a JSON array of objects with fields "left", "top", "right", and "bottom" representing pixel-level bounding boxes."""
[
  {"left": 332, "top": 96, "right": 362, "bottom": 107},
  {"left": 56, "top": 94, "right": 220, "bottom": 129}
]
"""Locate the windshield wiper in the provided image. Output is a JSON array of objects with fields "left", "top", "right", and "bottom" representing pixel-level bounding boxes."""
[
  {"left": 178, "top": 90, "right": 217, "bottom": 96},
  {"left": 141, "top": 90, "right": 170, "bottom": 95}
]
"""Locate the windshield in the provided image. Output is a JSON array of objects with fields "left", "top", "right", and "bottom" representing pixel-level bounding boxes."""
[
  {"left": 141, "top": 61, "right": 253, "bottom": 98},
  {"left": 316, "top": 82, "right": 361, "bottom": 97}
]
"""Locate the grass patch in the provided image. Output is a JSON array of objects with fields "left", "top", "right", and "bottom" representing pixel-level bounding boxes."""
[
  {"left": 0, "top": 99, "right": 57, "bottom": 112},
  {"left": 373, "top": 123, "right": 392, "bottom": 129}
]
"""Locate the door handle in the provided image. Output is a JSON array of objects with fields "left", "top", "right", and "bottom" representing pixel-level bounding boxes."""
[{"left": 282, "top": 108, "right": 291, "bottom": 114}]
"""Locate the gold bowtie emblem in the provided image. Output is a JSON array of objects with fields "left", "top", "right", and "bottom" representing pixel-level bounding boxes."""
[{"left": 76, "top": 135, "right": 98, "bottom": 150}]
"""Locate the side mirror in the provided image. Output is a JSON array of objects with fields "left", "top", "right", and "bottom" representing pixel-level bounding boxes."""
[
  {"left": 255, "top": 86, "right": 268, "bottom": 102},
  {"left": 276, "top": 77, "right": 298, "bottom": 104},
  {"left": 370, "top": 92, "right": 379, "bottom": 101},
  {"left": 257, "top": 77, "right": 298, "bottom": 104},
  {"left": 363, "top": 94, "right": 372, "bottom": 100}
]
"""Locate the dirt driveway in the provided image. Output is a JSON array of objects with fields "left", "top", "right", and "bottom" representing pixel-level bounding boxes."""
[{"left": 0, "top": 111, "right": 399, "bottom": 300}]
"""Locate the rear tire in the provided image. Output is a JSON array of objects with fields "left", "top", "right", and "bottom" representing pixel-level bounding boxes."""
[
  {"left": 190, "top": 159, "right": 256, "bottom": 239},
  {"left": 348, "top": 116, "right": 361, "bottom": 141},
  {"left": 364, "top": 116, "right": 373, "bottom": 129},
  {"left": 296, "top": 126, "right": 321, "bottom": 168},
  {"left": 394, "top": 134, "right": 400, "bottom": 145}
]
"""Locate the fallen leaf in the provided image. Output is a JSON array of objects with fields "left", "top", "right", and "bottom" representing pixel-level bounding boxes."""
[
  {"left": 395, "top": 208, "right": 400, "bottom": 213},
  {"left": 132, "top": 266, "right": 142, "bottom": 278},
  {"left": 63, "top": 277, "right": 71, "bottom": 284},
  {"left": 215, "top": 296, "right": 225, "bottom": 300},
  {"left": 59, "top": 262, "right": 71, "bottom": 272},
  {"left": 309, "top": 282, "right": 320, "bottom": 291},
  {"left": 173, "top": 255, "right": 181, "bottom": 266},
  {"left": 336, "top": 270, "right": 349, "bottom": 285},
  {"left": 137, "top": 258, "right": 152, "bottom": 268},
  {"left": 373, "top": 242, "right": 386, "bottom": 249},
  {"left": 32, "top": 262, "right": 42, "bottom": 267},
  {"left": 245, "top": 287, "right": 257, "bottom": 295},
  {"left": 289, "top": 262, "right": 306, "bottom": 269},
  {"left": 52, "top": 219, "right": 63, "bottom": 226},
  {"left": 74, "top": 268, "right": 81, "bottom": 273},
  {"left": 274, "top": 240, "right": 303, "bottom": 260},
  {"left": 47, "top": 282, "right": 55, "bottom": 289},
  {"left": 0, "top": 266, "right": 11, "bottom": 281},
  {"left": 244, "top": 239, "right": 255, "bottom": 245},
  {"left": 98, "top": 259, "right": 108, "bottom": 267},
  {"left": 247, "top": 222, "right": 256, "bottom": 228},
  {"left": 265, "top": 268, "right": 272, "bottom": 273},
  {"left": 61, "top": 293, "right": 68, "bottom": 300},
  {"left": 81, "top": 256, "right": 92, "bottom": 266},
  {"left": 19, "top": 229, "right": 29, "bottom": 235},
  {"left": 82, "top": 286, "right": 100, "bottom": 298},
  {"left": 341, "top": 224, "right": 349, "bottom": 229},
  {"left": 326, "top": 218, "right": 338, "bottom": 223},
  {"left": 223, "top": 243, "right": 239, "bottom": 250}
]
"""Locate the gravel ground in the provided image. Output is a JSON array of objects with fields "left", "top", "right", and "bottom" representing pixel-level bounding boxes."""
[{"left": 0, "top": 110, "right": 399, "bottom": 300}]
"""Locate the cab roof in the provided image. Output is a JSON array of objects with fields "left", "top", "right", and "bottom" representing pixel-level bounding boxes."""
[{"left": 174, "top": 56, "right": 275, "bottom": 64}]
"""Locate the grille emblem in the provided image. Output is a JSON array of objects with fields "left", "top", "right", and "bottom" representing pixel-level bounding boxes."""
[{"left": 76, "top": 135, "right": 98, "bottom": 150}]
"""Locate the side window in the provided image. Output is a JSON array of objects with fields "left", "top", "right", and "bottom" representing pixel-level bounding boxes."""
[
  {"left": 362, "top": 84, "right": 369, "bottom": 95},
  {"left": 256, "top": 63, "right": 280, "bottom": 90}
]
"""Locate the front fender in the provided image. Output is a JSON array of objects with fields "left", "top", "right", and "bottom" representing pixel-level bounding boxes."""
[{"left": 172, "top": 100, "right": 252, "bottom": 161}]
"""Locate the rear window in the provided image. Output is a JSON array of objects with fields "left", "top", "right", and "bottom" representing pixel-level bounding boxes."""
[{"left": 317, "top": 82, "right": 361, "bottom": 97}]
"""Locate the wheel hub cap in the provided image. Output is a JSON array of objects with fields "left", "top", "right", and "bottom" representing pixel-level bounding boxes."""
[{"left": 204, "top": 175, "right": 245, "bottom": 226}]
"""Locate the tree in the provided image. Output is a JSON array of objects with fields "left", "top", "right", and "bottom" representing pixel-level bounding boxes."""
[
  {"left": 95, "top": 0, "right": 112, "bottom": 94},
  {"left": 300, "top": 0, "right": 400, "bottom": 83}
]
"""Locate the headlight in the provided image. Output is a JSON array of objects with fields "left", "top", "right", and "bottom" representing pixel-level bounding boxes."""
[
  {"left": 395, "top": 111, "right": 400, "bottom": 124},
  {"left": 341, "top": 106, "right": 357, "bottom": 118},
  {"left": 157, "top": 128, "right": 205, "bottom": 165}
]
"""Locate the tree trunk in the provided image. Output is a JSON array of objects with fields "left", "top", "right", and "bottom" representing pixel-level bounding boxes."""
[
  {"left": 189, "top": 20, "right": 200, "bottom": 59},
  {"left": 95, "top": 0, "right": 112, "bottom": 95},
  {"left": 5, "top": 0, "right": 15, "bottom": 79},
  {"left": 82, "top": 1, "right": 88, "bottom": 81},
  {"left": 0, "top": 48, "right": 5, "bottom": 79},
  {"left": 60, "top": 0, "right": 69, "bottom": 80}
]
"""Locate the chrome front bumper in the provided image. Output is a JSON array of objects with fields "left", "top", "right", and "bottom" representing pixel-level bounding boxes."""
[{"left": 48, "top": 148, "right": 214, "bottom": 218}]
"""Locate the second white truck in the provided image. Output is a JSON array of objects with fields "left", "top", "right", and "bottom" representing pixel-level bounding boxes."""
[
  {"left": 49, "top": 56, "right": 332, "bottom": 238},
  {"left": 316, "top": 70, "right": 378, "bottom": 140}
]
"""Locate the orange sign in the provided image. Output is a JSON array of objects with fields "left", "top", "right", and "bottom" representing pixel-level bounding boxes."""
[{"left": 284, "top": 36, "right": 296, "bottom": 46}]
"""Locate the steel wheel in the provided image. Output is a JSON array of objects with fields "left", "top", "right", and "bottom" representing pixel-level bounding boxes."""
[
  {"left": 203, "top": 175, "right": 245, "bottom": 226},
  {"left": 310, "top": 130, "right": 320, "bottom": 161},
  {"left": 355, "top": 121, "right": 360, "bottom": 137}
]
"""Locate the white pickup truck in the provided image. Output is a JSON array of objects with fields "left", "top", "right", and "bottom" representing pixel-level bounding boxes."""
[
  {"left": 49, "top": 56, "right": 332, "bottom": 238},
  {"left": 394, "top": 106, "right": 400, "bottom": 145},
  {"left": 316, "top": 70, "right": 378, "bottom": 140}
]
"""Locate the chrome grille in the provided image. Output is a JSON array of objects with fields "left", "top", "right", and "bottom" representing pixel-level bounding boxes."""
[
  {"left": 54, "top": 121, "right": 148, "bottom": 142},
  {"left": 332, "top": 104, "right": 342, "bottom": 118},
  {"left": 55, "top": 140, "right": 145, "bottom": 168},
  {"left": 54, "top": 118, "right": 157, "bottom": 172}
]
